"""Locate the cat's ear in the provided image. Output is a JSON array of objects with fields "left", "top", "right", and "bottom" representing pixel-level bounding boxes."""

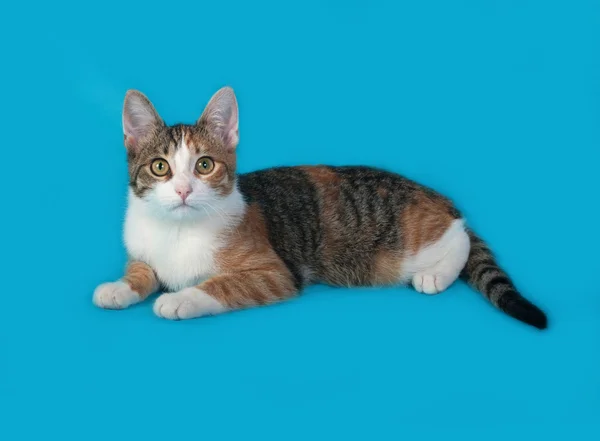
[
  {"left": 122, "top": 90, "right": 164, "bottom": 150},
  {"left": 197, "top": 87, "right": 239, "bottom": 152}
]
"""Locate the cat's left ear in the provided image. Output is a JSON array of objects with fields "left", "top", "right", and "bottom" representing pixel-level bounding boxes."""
[{"left": 197, "top": 87, "right": 239, "bottom": 152}]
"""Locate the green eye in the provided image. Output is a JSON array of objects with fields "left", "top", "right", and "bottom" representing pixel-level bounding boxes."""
[
  {"left": 195, "top": 157, "right": 215, "bottom": 175},
  {"left": 151, "top": 159, "right": 170, "bottom": 177}
]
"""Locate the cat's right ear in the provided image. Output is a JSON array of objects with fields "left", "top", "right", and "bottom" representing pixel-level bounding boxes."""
[{"left": 122, "top": 90, "right": 164, "bottom": 150}]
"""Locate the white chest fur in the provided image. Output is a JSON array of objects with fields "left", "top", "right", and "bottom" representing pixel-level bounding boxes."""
[{"left": 124, "top": 196, "right": 235, "bottom": 291}]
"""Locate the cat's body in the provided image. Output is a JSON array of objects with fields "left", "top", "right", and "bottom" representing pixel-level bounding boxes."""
[{"left": 94, "top": 87, "right": 548, "bottom": 329}]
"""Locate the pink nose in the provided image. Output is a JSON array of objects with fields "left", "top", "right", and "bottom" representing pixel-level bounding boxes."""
[{"left": 175, "top": 186, "right": 192, "bottom": 201}]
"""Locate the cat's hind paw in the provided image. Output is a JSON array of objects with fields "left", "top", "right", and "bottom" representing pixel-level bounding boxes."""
[
  {"left": 93, "top": 281, "right": 140, "bottom": 309},
  {"left": 412, "top": 272, "right": 453, "bottom": 295}
]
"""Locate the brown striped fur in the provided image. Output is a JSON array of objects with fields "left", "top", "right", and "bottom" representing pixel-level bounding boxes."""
[
  {"left": 123, "top": 261, "right": 159, "bottom": 299},
  {"left": 302, "top": 166, "right": 455, "bottom": 285},
  {"left": 400, "top": 190, "right": 456, "bottom": 254},
  {"left": 205, "top": 204, "right": 297, "bottom": 309},
  {"left": 371, "top": 250, "right": 403, "bottom": 285}
]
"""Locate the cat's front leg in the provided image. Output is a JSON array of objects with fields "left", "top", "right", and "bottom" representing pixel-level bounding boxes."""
[
  {"left": 154, "top": 270, "right": 297, "bottom": 320},
  {"left": 93, "top": 261, "right": 159, "bottom": 310}
]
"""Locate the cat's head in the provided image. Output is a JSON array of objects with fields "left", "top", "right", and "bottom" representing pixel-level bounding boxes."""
[{"left": 122, "top": 87, "right": 240, "bottom": 221}]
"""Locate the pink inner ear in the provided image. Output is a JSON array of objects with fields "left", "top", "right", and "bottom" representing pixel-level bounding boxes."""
[
  {"left": 125, "top": 134, "right": 137, "bottom": 149},
  {"left": 225, "top": 127, "right": 239, "bottom": 152},
  {"left": 123, "top": 112, "right": 143, "bottom": 141}
]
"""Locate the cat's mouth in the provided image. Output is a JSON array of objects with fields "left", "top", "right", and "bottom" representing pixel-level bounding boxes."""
[{"left": 171, "top": 202, "right": 196, "bottom": 211}]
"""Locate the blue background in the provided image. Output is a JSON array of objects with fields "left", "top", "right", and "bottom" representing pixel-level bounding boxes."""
[{"left": 1, "top": 1, "right": 599, "bottom": 439}]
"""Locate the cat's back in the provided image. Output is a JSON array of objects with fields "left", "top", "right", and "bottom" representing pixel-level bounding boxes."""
[
  {"left": 237, "top": 165, "right": 419, "bottom": 201},
  {"left": 237, "top": 165, "right": 436, "bottom": 217}
]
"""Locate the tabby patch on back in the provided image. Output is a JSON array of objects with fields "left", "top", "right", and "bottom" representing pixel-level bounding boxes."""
[{"left": 93, "top": 87, "right": 548, "bottom": 330}]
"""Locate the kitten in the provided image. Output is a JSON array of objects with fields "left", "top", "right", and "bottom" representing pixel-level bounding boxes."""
[{"left": 93, "top": 87, "right": 548, "bottom": 330}]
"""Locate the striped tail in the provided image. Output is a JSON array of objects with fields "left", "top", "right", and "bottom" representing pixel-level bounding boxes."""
[{"left": 460, "top": 229, "right": 548, "bottom": 330}]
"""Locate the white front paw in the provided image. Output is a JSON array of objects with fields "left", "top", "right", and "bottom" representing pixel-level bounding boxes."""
[
  {"left": 153, "top": 287, "right": 226, "bottom": 320},
  {"left": 93, "top": 281, "right": 140, "bottom": 309}
]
